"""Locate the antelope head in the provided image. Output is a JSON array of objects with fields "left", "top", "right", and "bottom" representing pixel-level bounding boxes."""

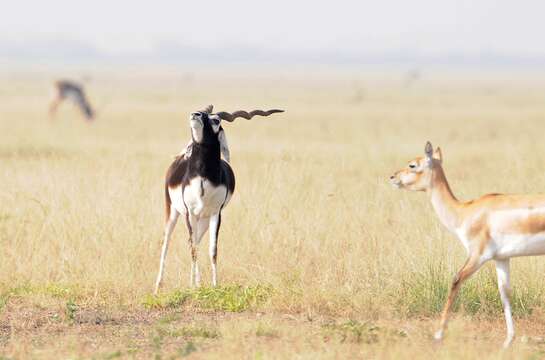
[{"left": 389, "top": 141, "right": 443, "bottom": 191}]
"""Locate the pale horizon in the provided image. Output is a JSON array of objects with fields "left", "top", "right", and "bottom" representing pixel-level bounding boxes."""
[{"left": 2, "top": 0, "right": 545, "bottom": 66}]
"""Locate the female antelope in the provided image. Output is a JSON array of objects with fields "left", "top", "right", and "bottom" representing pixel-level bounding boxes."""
[{"left": 390, "top": 142, "right": 545, "bottom": 348}]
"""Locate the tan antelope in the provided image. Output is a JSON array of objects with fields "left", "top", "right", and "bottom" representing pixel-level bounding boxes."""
[
  {"left": 390, "top": 141, "right": 545, "bottom": 348},
  {"left": 49, "top": 80, "right": 94, "bottom": 121}
]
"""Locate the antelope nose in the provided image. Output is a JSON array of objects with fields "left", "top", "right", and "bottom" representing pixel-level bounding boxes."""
[{"left": 390, "top": 175, "right": 395, "bottom": 180}]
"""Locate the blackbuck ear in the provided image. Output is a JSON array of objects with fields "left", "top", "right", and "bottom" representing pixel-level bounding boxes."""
[
  {"left": 424, "top": 141, "right": 434, "bottom": 166},
  {"left": 202, "top": 105, "right": 214, "bottom": 114},
  {"left": 433, "top": 147, "right": 443, "bottom": 164}
]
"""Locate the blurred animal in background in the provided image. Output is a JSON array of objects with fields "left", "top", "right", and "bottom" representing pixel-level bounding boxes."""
[
  {"left": 49, "top": 79, "right": 95, "bottom": 121},
  {"left": 154, "top": 105, "right": 284, "bottom": 294},
  {"left": 403, "top": 69, "right": 421, "bottom": 87}
]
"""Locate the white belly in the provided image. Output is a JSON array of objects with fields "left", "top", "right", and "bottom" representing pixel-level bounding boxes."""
[
  {"left": 489, "top": 207, "right": 545, "bottom": 259},
  {"left": 493, "top": 233, "right": 545, "bottom": 259},
  {"left": 169, "top": 177, "right": 231, "bottom": 218}
]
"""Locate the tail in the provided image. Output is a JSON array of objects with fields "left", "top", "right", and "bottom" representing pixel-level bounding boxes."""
[{"left": 164, "top": 182, "right": 172, "bottom": 222}]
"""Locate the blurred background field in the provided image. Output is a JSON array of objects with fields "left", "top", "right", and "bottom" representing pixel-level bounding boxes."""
[{"left": 3, "top": 66, "right": 545, "bottom": 358}]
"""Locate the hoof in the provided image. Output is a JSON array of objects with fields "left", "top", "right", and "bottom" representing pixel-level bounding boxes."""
[{"left": 503, "top": 336, "right": 514, "bottom": 349}]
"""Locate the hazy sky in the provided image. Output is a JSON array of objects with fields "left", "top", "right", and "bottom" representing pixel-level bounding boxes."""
[{"left": 2, "top": 0, "right": 545, "bottom": 58}]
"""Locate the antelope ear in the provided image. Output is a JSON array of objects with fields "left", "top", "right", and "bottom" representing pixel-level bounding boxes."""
[
  {"left": 424, "top": 141, "right": 433, "bottom": 158},
  {"left": 433, "top": 147, "right": 443, "bottom": 163},
  {"left": 424, "top": 141, "right": 434, "bottom": 166},
  {"left": 202, "top": 105, "right": 214, "bottom": 114}
]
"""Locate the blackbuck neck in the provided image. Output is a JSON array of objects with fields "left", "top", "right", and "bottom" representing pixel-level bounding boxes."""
[
  {"left": 189, "top": 140, "right": 220, "bottom": 163},
  {"left": 428, "top": 164, "right": 462, "bottom": 232},
  {"left": 187, "top": 138, "right": 223, "bottom": 184}
]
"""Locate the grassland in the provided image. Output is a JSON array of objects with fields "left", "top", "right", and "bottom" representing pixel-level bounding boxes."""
[{"left": 2, "top": 66, "right": 545, "bottom": 358}]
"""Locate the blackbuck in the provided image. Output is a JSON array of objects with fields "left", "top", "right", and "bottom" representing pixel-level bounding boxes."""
[
  {"left": 154, "top": 105, "right": 284, "bottom": 294},
  {"left": 390, "top": 142, "right": 545, "bottom": 348},
  {"left": 49, "top": 80, "right": 94, "bottom": 121}
]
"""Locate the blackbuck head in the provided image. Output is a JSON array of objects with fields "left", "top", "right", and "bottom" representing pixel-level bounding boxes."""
[
  {"left": 389, "top": 141, "right": 443, "bottom": 191},
  {"left": 189, "top": 105, "right": 284, "bottom": 143}
]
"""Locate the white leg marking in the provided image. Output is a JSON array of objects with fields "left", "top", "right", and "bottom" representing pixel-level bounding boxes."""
[
  {"left": 209, "top": 213, "right": 221, "bottom": 287},
  {"left": 154, "top": 208, "right": 179, "bottom": 294},
  {"left": 496, "top": 259, "right": 515, "bottom": 348},
  {"left": 187, "top": 214, "right": 198, "bottom": 288},
  {"left": 188, "top": 216, "right": 210, "bottom": 288}
]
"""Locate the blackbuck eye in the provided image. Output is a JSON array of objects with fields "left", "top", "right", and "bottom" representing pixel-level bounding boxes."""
[{"left": 409, "top": 164, "right": 416, "bottom": 169}]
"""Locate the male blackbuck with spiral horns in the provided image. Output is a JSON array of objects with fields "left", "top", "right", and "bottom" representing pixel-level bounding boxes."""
[
  {"left": 154, "top": 105, "right": 284, "bottom": 294},
  {"left": 390, "top": 142, "right": 545, "bottom": 348}
]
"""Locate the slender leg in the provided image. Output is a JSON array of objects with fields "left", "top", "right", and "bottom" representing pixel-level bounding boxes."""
[
  {"left": 154, "top": 208, "right": 179, "bottom": 294},
  {"left": 49, "top": 98, "right": 61, "bottom": 120},
  {"left": 187, "top": 216, "right": 209, "bottom": 287},
  {"left": 434, "top": 255, "right": 486, "bottom": 341},
  {"left": 186, "top": 212, "right": 197, "bottom": 287},
  {"left": 495, "top": 259, "right": 515, "bottom": 348},
  {"left": 209, "top": 212, "right": 221, "bottom": 287}
]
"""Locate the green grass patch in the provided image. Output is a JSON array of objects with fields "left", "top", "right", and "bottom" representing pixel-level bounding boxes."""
[
  {"left": 172, "top": 325, "right": 220, "bottom": 339},
  {"left": 191, "top": 284, "right": 273, "bottom": 312},
  {"left": 65, "top": 299, "right": 78, "bottom": 322},
  {"left": 0, "top": 284, "right": 35, "bottom": 313},
  {"left": 3, "top": 283, "right": 35, "bottom": 297},
  {"left": 255, "top": 323, "right": 279, "bottom": 338},
  {"left": 102, "top": 350, "right": 123, "bottom": 359},
  {"left": 0, "top": 293, "right": 9, "bottom": 313},
  {"left": 398, "top": 261, "right": 545, "bottom": 317},
  {"left": 43, "top": 284, "right": 75, "bottom": 299},
  {"left": 143, "top": 284, "right": 273, "bottom": 312},
  {"left": 0, "top": 283, "right": 85, "bottom": 322},
  {"left": 322, "top": 320, "right": 379, "bottom": 344},
  {"left": 0, "top": 283, "right": 81, "bottom": 301},
  {"left": 143, "top": 290, "right": 191, "bottom": 309},
  {"left": 178, "top": 342, "right": 197, "bottom": 357},
  {"left": 152, "top": 323, "right": 216, "bottom": 359},
  {"left": 157, "top": 313, "right": 182, "bottom": 325}
]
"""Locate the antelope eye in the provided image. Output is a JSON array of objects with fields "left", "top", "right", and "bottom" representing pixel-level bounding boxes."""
[
  {"left": 409, "top": 164, "right": 416, "bottom": 169},
  {"left": 213, "top": 119, "right": 220, "bottom": 125}
]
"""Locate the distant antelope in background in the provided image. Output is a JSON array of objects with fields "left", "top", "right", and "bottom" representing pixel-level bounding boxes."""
[
  {"left": 49, "top": 80, "right": 94, "bottom": 121},
  {"left": 390, "top": 142, "right": 545, "bottom": 348},
  {"left": 154, "top": 105, "right": 284, "bottom": 294}
]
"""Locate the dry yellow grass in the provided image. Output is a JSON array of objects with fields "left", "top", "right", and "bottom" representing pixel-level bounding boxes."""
[{"left": 2, "top": 66, "right": 545, "bottom": 358}]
